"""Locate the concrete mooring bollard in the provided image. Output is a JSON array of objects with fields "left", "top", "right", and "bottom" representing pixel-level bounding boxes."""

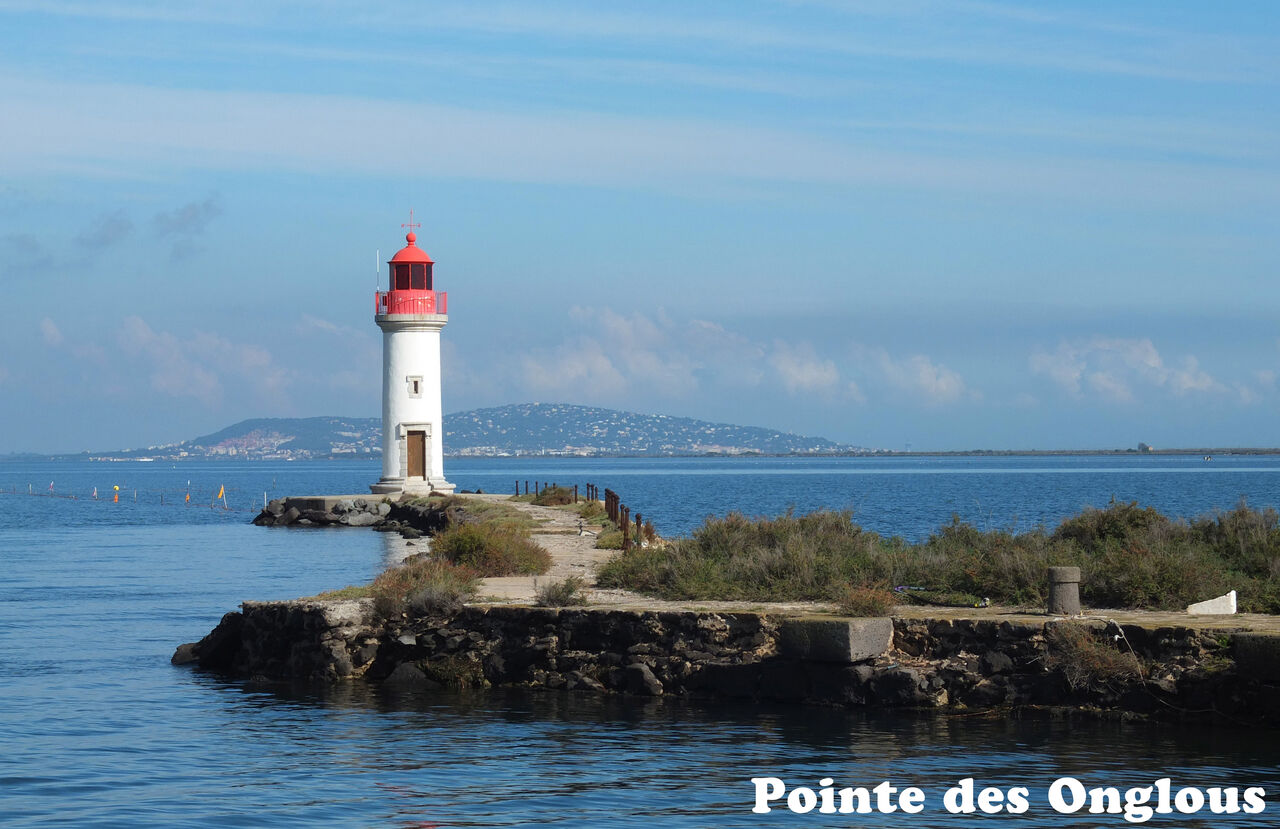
[{"left": 1047, "top": 566, "right": 1081, "bottom": 615}]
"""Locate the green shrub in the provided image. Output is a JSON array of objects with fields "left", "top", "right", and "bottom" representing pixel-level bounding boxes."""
[
  {"left": 1053, "top": 500, "right": 1169, "bottom": 551},
  {"left": 595, "top": 503, "right": 1280, "bottom": 614},
  {"left": 432, "top": 523, "right": 552, "bottom": 576},
  {"left": 1082, "top": 537, "right": 1228, "bottom": 610},
  {"left": 532, "top": 486, "right": 575, "bottom": 506},
  {"left": 836, "top": 585, "right": 895, "bottom": 616},
  {"left": 595, "top": 528, "right": 624, "bottom": 549},
  {"left": 368, "top": 558, "right": 479, "bottom": 617},
  {"left": 535, "top": 576, "right": 589, "bottom": 607}
]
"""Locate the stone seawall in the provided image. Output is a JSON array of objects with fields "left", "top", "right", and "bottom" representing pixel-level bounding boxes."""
[{"left": 175, "top": 603, "right": 1280, "bottom": 724}]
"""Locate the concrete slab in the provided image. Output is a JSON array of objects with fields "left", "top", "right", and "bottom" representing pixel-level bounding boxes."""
[
  {"left": 282, "top": 494, "right": 392, "bottom": 512},
  {"left": 777, "top": 617, "right": 893, "bottom": 663},
  {"left": 1188, "top": 590, "right": 1237, "bottom": 615}
]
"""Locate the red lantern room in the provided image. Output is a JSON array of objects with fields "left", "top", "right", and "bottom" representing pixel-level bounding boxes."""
[{"left": 375, "top": 213, "right": 448, "bottom": 316}]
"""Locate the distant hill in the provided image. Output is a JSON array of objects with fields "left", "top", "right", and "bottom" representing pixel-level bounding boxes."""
[
  {"left": 446, "top": 403, "right": 855, "bottom": 456},
  {"left": 184, "top": 416, "right": 381, "bottom": 457},
  {"left": 70, "top": 403, "right": 858, "bottom": 460}
]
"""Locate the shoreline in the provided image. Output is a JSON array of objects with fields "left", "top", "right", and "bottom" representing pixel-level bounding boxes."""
[
  {"left": 13, "top": 446, "right": 1280, "bottom": 463},
  {"left": 175, "top": 491, "right": 1280, "bottom": 724},
  {"left": 173, "top": 600, "right": 1280, "bottom": 725}
]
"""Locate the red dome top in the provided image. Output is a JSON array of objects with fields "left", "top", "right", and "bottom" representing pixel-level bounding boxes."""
[{"left": 389, "top": 231, "right": 434, "bottom": 264}]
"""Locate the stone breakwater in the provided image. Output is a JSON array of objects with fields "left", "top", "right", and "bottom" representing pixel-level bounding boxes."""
[
  {"left": 174, "top": 603, "right": 1280, "bottom": 723},
  {"left": 252, "top": 495, "right": 458, "bottom": 533}
]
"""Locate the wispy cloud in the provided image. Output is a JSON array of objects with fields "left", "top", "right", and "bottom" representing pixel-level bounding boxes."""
[
  {"left": 856, "top": 347, "right": 969, "bottom": 405},
  {"left": 768, "top": 340, "right": 840, "bottom": 394},
  {"left": 113, "top": 315, "right": 289, "bottom": 406},
  {"left": 1, "top": 232, "right": 46, "bottom": 279},
  {"left": 1030, "top": 337, "right": 1228, "bottom": 403},
  {"left": 2, "top": 74, "right": 1274, "bottom": 208},
  {"left": 151, "top": 194, "right": 221, "bottom": 259},
  {"left": 75, "top": 209, "right": 133, "bottom": 251},
  {"left": 153, "top": 195, "right": 221, "bottom": 236},
  {"left": 40, "top": 317, "right": 63, "bottom": 346}
]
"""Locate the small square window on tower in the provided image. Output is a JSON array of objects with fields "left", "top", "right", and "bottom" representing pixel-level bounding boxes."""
[{"left": 407, "top": 376, "right": 423, "bottom": 398}]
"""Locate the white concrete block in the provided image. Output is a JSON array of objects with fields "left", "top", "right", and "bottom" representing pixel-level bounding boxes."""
[{"left": 1187, "top": 590, "right": 1236, "bottom": 615}]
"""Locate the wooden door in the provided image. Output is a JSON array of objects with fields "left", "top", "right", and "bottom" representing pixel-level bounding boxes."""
[{"left": 407, "top": 431, "right": 426, "bottom": 478}]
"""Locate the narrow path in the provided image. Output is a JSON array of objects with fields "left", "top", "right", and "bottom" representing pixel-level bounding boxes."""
[
  {"left": 456, "top": 494, "right": 615, "bottom": 604},
  {"left": 456, "top": 494, "right": 824, "bottom": 611}
]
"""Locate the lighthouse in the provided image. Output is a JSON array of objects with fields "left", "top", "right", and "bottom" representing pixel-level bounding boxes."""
[{"left": 370, "top": 218, "right": 455, "bottom": 495}]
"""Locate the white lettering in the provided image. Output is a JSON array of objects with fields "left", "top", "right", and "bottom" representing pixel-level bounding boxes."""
[
  {"left": 1006, "top": 787, "right": 1030, "bottom": 814},
  {"left": 1243, "top": 787, "right": 1266, "bottom": 814},
  {"left": 1207, "top": 787, "right": 1239, "bottom": 814},
  {"left": 1090, "top": 786, "right": 1122, "bottom": 815},
  {"left": 873, "top": 781, "right": 898, "bottom": 813},
  {"left": 1175, "top": 787, "right": 1205, "bottom": 814},
  {"left": 837, "top": 787, "right": 872, "bottom": 814},
  {"left": 1049, "top": 777, "right": 1087, "bottom": 814},
  {"left": 900, "top": 787, "right": 926, "bottom": 814},
  {"left": 945, "top": 778, "right": 975, "bottom": 814},
  {"left": 817, "top": 779, "right": 836, "bottom": 814},
  {"left": 1123, "top": 786, "right": 1154, "bottom": 824},
  {"left": 787, "top": 787, "right": 817, "bottom": 814},
  {"left": 978, "top": 786, "right": 1006, "bottom": 814},
  {"left": 751, "top": 777, "right": 784, "bottom": 814}
]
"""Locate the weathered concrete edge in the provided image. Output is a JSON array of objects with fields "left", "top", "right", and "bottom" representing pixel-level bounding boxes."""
[{"left": 174, "top": 603, "right": 1280, "bottom": 723}]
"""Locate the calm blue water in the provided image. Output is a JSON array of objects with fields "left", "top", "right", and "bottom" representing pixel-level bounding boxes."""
[{"left": 3, "top": 456, "right": 1280, "bottom": 827}]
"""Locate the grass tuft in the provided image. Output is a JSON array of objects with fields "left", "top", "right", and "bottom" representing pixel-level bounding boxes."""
[
  {"left": 1046, "top": 623, "right": 1143, "bottom": 691},
  {"left": 368, "top": 557, "right": 479, "bottom": 617},
  {"left": 836, "top": 585, "right": 895, "bottom": 617},
  {"left": 535, "top": 576, "right": 589, "bottom": 607},
  {"left": 432, "top": 523, "right": 552, "bottom": 576}
]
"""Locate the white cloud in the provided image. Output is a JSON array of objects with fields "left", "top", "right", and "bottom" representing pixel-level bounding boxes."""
[
  {"left": 115, "top": 315, "right": 289, "bottom": 405},
  {"left": 860, "top": 348, "right": 968, "bottom": 404},
  {"left": 1030, "top": 337, "right": 1227, "bottom": 403},
  {"left": 768, "top": 340, "right": 840, "bottom": 393},
  {"left": 1086, "top": 370, "right": 1132, "bottom": 403},
  {"left": 499, "top": 308, "right": 868, "bottom": 408},
  {"left": 519, "top": 347, "right": 627, "bottom": 398},
  {"left": 40, "top": 317, "right": 63, "bottom": 346}
]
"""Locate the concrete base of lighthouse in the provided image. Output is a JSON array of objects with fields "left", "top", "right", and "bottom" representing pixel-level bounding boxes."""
[{"left": 370, "top": 475, "right": 455, "bottom": 496}]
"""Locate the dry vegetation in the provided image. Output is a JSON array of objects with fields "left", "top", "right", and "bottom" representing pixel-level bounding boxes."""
[
  {"left": 596, "top": 500, "right": 1280, "bottom": 613},
  {"left": 313, "top": 495, "right": 554, "bottom": 617}
]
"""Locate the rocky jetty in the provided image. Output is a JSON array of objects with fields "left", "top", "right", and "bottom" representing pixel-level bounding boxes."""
[
  {"left": 253, "top": 496, "right": 391, "bottom": 527},
  {"left": 174, "top": 603, "right": 1280, "bottom": 723},
  {"left": 251, "top": 495, "right": 476, "bottom": 531}
]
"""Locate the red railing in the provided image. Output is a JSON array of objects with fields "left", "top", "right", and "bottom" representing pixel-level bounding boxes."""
[{"left": 375, "top": 290, "right": 448, "bottom": 316}]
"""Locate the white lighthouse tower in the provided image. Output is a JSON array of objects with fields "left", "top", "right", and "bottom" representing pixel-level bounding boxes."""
[{"left": 370, "top": 217, "right": 454, "bottom": 495}]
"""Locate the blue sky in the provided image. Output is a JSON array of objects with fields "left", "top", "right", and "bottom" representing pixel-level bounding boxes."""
[{"left": 1, "top": 1, "right": 1277, "bottom": 452}]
